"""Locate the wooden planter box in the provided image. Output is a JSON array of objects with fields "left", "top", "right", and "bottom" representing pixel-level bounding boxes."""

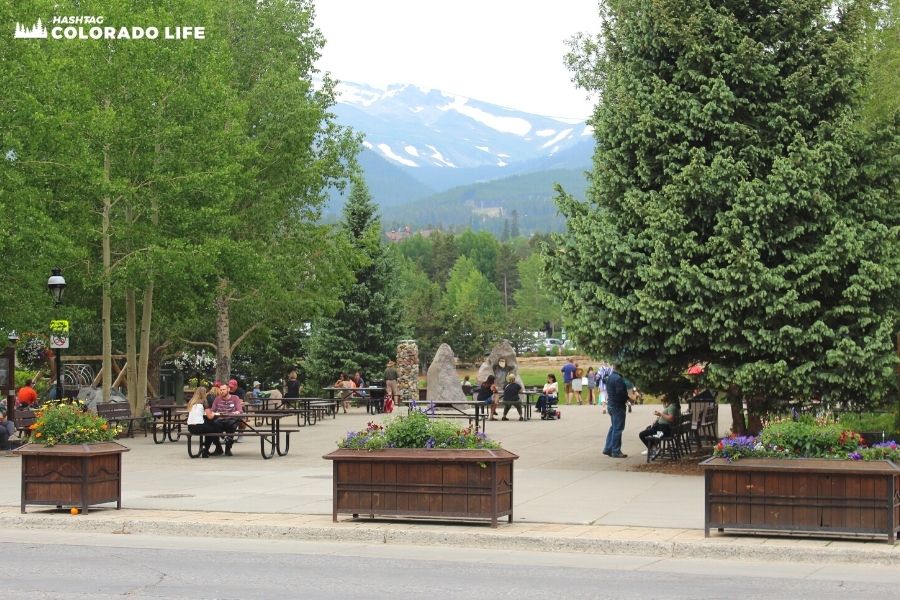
[
  {"left": 324, "top": 448, "right": 518, "bottom": 527},
  {"left": 14, "top": 442, "right": 129, "bottom": 514},
  {"left": 702, "top": 457, "right": 900, "bottom": 543}
]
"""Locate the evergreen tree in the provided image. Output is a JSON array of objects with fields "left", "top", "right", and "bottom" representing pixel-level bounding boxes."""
[
  {"left": 305, "top": 177, "right": 403, "bottom": 385},
  {"left": 547, "top": 0, "right": 899, "bottom": 433}
]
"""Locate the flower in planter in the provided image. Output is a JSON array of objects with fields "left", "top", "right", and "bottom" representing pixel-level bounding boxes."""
[
  {"left": 29, "top": 401, "right": 121, "bottom": 447},
  {"left": 338, "top": 412, "right": 501, "bottom": 451},
  {"left": 714, "top": 417, "right": 900, "bottom": 462}
]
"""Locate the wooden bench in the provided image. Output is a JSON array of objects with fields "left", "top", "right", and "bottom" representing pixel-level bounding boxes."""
[
  {"left": 184, "top": 413, "right": 298, "bottom": 459},
  {"left": 96, "top": 402, "right": 145, "bottom": 438},
  {"left": 13, "top": 408, "right": 36, "bottom": 439}
]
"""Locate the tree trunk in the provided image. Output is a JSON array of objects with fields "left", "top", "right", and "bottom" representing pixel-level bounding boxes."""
[
  {"left": 214, "top": 278, "right": 231, "bottom": 384},
  {"left": 125, "top": 288, "right": 138, "bottom": 410},
  {"left": 137, "top": 150, "right": 159, "bottom": 408},
  {"left": 746, "top": 397, "right": 765, "bottom": 435},
  {"left": 727, "top": 384, "right": 746, "bottom": 436},
  {"left": 101, "top": 138, "right": 112, "bottom": 402},
  {"left": 137, "top": 283, "right": 154, "bottom": 408}
]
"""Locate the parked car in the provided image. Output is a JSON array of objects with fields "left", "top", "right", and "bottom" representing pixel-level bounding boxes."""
[{"left": 543, "top": 338, "right": 565, "bottom": 351}]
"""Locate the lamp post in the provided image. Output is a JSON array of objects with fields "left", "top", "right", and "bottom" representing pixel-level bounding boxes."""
[
  {"left": 5, "top": 330, "right": 17, "bottom": 421},
  {"left": 47, "top": 267, "right": 66, "bottom": 400}
]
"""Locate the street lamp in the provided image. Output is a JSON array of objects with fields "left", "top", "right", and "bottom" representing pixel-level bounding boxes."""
[
  {"left": 47, "top": 267, "right": 66, "bottom": 306},
  {"left": 4, "top": 330, "right": 17, "bottom": 420},
  {"left": 47, "top": 268, "right": 66, "bottom": 400}
]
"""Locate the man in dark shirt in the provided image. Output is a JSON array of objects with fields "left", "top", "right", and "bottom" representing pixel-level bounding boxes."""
[{"left": 602, "top": 364, "right": 634, "bottom": 458}]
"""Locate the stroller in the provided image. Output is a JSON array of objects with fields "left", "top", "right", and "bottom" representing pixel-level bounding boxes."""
[{"left": 537, "top": 394, "right": 561, "bottom": 420}]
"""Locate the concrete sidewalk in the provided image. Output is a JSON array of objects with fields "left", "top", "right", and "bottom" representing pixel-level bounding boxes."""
[{"left": 2, "top": 403, "right": 897, "bottom": 563}]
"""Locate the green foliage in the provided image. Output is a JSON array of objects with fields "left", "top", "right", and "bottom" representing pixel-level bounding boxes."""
[
  {"left": 381, "top": 169, "right": 590, "bottom": 235},
  {"left": 338, "top": 411, "right": 501, "bottom": 450},
  {"left": 837, "top": 412, "right": 898, "bottom": 433},
  {"left": 548, "top": 0, "right": 900, "bottom": 413},
  {"left": 759, "top": 420, "right": 864, "bottom": 458},
  {"left": 29, "top": 401, "right": 120, "bottom": 447},
  {"left": 442, "top": 256, "right": 505, "bottom": 362}
]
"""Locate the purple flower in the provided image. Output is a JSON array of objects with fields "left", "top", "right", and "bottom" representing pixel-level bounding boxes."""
[
  {"left": 849, "top": 451, "right": 862, "bottom": 461},
  {"left": 425, "top": 437, "right": 435, "bottom": 449}
]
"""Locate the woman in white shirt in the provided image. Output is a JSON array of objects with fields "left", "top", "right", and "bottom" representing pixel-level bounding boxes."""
[
  {"left": 186, "top": 387, "right": 224, "bottom": 458},
  {"left": 537, "top": 374, "right": 559, "bottom": 418}
]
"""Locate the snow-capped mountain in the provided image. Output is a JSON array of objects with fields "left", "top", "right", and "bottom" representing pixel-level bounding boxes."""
[{"left": 333, "top": 82, "right": 592, "bottom": 173}]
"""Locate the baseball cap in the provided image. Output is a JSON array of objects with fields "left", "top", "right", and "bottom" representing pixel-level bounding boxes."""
[
  {"left": 253, "top": 380, "right": 260, "bottom": 387},
  {"left": 228, "top": 379, "right": 238, "bottom": 387}
]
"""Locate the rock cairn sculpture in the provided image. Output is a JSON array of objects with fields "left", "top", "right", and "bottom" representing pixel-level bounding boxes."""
[
  {"left": 396, "top": 339, "right": 419, "bottom": 403},
  {"left": 426, "top": 343, "right": 466, "bottom": 405},
  {"left": 477, "top": 339, "right": 525, "bottom": 401}
]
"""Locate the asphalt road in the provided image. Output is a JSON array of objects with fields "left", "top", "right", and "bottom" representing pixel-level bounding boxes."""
[{"left": 4, "top": 529, "right": 899, "bottom": 599}]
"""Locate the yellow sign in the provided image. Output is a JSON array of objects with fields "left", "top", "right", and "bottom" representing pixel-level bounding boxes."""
[{"left": 49, "top": 320, "right": 70, "bottom": 349}]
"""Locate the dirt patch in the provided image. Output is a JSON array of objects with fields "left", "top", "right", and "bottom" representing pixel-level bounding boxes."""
[{"left": 628, "top": 455, "right": 709, "bottom": 476}]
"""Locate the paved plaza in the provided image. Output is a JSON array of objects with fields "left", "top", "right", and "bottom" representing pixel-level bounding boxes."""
[{"left": 3, "top": 403, "right": 898, "bottom": 563}]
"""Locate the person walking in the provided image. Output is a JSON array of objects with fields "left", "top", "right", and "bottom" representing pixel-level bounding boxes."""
[
  {"left": 560, "top": 358, "right": 576, "bottom": 404},
  {"left": 571, "top": 363, "right": 584, "bottom": 405},
  {"left": 384, "top": 360, "right": 399, "bottom": 411},
  {"left": 586, "top": 367, "right": 596, "bottom": 405},
  {"left": 602, "top": 363, "right": 634, "bottom": 458}
]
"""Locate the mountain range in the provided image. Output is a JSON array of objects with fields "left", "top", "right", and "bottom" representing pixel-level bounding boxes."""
[{"left": 326, "top": 82, "right": 595, "bottom": 235}]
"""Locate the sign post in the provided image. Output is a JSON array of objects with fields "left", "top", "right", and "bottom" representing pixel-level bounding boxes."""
[{"left": 49, "top": 320, "right": 69, "bottom": 399}]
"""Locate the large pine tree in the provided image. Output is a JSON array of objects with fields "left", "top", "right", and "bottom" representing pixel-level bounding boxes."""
[
  {"left": 305, "top": 177, "right": 403, "bottom": 385},
  {"left": 546, "top": 0, "right": 899, "bottom": 432}
]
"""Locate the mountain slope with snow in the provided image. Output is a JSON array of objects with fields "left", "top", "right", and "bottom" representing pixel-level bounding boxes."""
[{"left": 333, "top": 82, "right": 592, "bottom": 177}]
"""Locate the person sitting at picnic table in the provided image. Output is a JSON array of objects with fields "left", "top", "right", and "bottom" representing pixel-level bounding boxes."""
[
  {"left": 461, "top": 375, "right": 474, "bottom": 398},
  {"left": 211, "top": 383, "right": 243, "bottom": 456},
  {"left": 476, "top": 375, "right": 499, "bottom": 421},
  {"left": 186, "top": 387, "right": 224, "bottom": 458},
  {"left": 351, "top": 371, "right": 368, "bottom": 398},
  {"left": 536, "top": 373, "right": 558, "bottom": 418},
  {"left": 501, "top": 373, "right": 524, "bottom": 421},
  {"left": 334, "top": 372, "right": 357, "bottom": 414},
  {"left": 285, "top": 370, "right": 301, "bottom": 399},
  {"left": 639, "top": 395, "right": 681, "bottom": 456}
]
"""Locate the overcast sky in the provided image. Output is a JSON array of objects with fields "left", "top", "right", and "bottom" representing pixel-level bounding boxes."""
[{"left": 313, "top": 0, "right": 600, "bottom": 120}]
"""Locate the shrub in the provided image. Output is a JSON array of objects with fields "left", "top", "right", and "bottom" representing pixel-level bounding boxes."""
[
  {"left": 29, "top": 401, "right": 120, "bottom": 447},
  {"left": 837, "top": 412, "right": 897, "bottom": 435},
  {"left": 758, "top": 420, "right": 863, "bottom": 458},
  {"left": 338, "top": 411, "right": 501, "bottom": 451}
]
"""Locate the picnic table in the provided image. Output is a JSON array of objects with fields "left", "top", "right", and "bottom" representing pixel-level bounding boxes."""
[
  {"left": 321, "top": 386, "right": 386, "bottom": 413},
  {"left": 148, "top": 401, "right": 184, "bottom": 444},
  {"left": 402, "top": 399, "right": 488, "bottom": 433},
  {"left": 183, "top": 411, "right": 295, "bottom": 460},
  {"left": 248, "top": 397, "right": 327, "bottom": 426},
  {"left": 520, "top": 388, "right": 544, "bottom": 421}
]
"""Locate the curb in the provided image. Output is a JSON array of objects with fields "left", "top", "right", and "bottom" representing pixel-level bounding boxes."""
[{"left": 1, "top": 513, "right": 897, "bottom": 565}]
